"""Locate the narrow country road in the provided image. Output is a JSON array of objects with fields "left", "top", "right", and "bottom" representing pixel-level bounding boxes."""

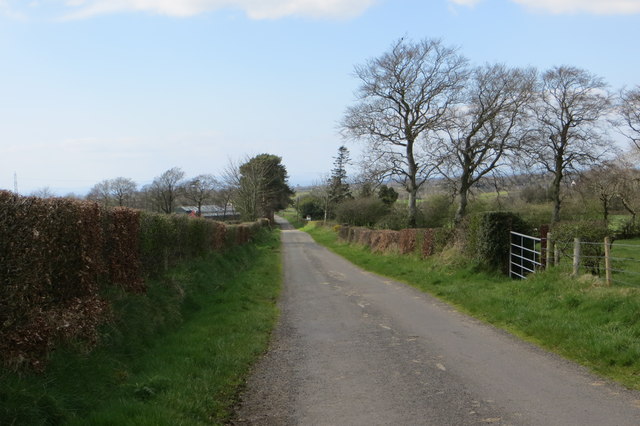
[{"left": 232, "top": 217, "right": 640, "bottom": 425}]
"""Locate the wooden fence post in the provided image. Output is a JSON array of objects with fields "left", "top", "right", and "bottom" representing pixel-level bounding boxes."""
[
  {"left": 604, "top": 236, "right": 612, "bottom": 286},
  {"left": 546, "top": 232, "right": 553, "bottom": 269},
  {"left": 572, "top": 237, "right": 581, "bottom": 276}
]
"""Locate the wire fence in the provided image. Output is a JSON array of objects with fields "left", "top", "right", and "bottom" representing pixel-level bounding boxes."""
[{"left": 510, "top": 232, "right": 640, "bottom": 287}]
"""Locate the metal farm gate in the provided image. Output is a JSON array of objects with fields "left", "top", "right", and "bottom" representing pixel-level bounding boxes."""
[{"left": 509, "top": 231, "right": 543, "bottom": 279}]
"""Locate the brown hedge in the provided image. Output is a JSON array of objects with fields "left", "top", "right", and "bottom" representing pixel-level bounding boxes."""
[
  {"left": 333, "top": 222, "right": 452, "bottom": 259},
  {"left": 399, "top": 229, "right": 419, "bottom": 255},
  {"left": 0, "top": 190, "right": 268, "bottom": 370},
  {"left": 104, "top": 207, "right": 144, "bottom": 293},
  {"left": 0, "top": 192, "right": 109, "bottom": 370},
  {"left": 370, "top": 230, "right": 400, "bottom": 253}
]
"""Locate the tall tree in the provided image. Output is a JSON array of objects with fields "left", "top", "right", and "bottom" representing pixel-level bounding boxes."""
[
  {"left": 110, "top": 177, "right": 137, "bottom": 207},
  {"left": 232, "top": 154, "right": 293, "bottom": 221},
  {"left": 87, "top": 180, "right": 112, "bottom": 206},
  {"left": 341, "top": 37, "right": 468, "bottom": 227},
  {"left": 529, "top": 65, "right": 614, "bottom": 223},
  {"left": 327, "top": 145, "right": 352, "bottom": 215},
  {"left": 183, "top": 174, "right": 219, "bottom": 216},
  {"left": 619, "top": 86, "right": 640, "bottom": 150},
  {"left": 578, "top": 162, "right": 624, "bottom": 223},
  {"left": 438, "top": 64, "right": 536, "bottom": 223},
  {"left": 213, "top": 184, "right": 235, "bottom": 220},
  {"left": 149, "top": 167, "right": 185, "bottom": 214}
]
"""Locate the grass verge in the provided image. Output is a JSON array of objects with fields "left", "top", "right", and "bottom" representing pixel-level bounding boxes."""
[
  {"left": 279, "top": 208, "right": 306, "bottom": 229},
  {"left": 301, "top": 221, "right": 640, "bottom": 390},
  {"left": 1, "top": 229, "right": 281, "bottom": 425}
]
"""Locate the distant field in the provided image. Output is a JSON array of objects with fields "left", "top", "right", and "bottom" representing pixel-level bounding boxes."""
[{"left": 611, "top": 238, "right": 640, "bottom": 286}]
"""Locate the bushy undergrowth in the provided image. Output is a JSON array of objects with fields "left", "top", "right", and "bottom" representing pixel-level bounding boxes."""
[
  {"left": 551, "top": 220, "right": 610, "bottom": 274},
  {"left": 0, "top": 229, "right": 281, "bottom": 425},
  {"left": 335, "top": 197, "right": 388, "bottom": 227}
]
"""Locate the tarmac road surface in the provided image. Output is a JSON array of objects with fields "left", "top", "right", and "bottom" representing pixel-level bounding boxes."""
[{"left": 231, "top": 217, "right": 640, "bottom": 425}]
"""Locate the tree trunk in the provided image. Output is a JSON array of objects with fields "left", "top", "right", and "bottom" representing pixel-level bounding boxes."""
[
  {"left": 455, "top": 165, "right": 472, "bottom": 225},
  {"left": 455, "top": 187, "right": 469, "bottom": 225},
  {"left": 620, "top": 196, "right": 637, "bottom": 224},
  {"left": 408, "top": 187, "right": 418, "bottom": 228},
  {"left": 551, "top": 165, "right": 563, "bottom": 223},
  {"left": 406, "top": 139, "right": 418, "bottom": 228}
]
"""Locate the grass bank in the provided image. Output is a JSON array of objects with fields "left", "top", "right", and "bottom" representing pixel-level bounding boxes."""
[
  {"left": 301, "top": 221, "right": 640, "bottom": 390},
  {"left": 1, "top": 229, "right": 281, "bottom": 425}
]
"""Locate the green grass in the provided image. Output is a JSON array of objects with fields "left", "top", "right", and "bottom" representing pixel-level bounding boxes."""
[
  {"left": 1, "top": 230, "right": 282, "bottom": 425},
  {"left": 301, "top": 222, "right": 640, "bottom": 390},
  {"left": 611, "top": 238, "right": 640, "bottom": 286},
  {"left": 280, "top": 208, "right": 308, "bottom": 229}
]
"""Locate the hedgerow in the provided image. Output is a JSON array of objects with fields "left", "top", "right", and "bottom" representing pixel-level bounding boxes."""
[{"left": 0, "top": 190, "right": 268, "bottom": 370}]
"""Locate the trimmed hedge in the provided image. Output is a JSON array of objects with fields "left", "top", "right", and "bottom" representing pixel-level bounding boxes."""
[
  {"left": 334, "top": 211, "right": 529, "bottom": 273},
  {"left": 337, "top": 224, "right": 454, "bottom": 258},
  {"left": 461, "top": 212, "right": 530, "bottom": 273},
  {"left": 0, "top": 191, "right": 268, "bottom": 370}
]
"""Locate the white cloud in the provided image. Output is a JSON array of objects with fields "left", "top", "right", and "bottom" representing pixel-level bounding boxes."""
[
  {"left": 513, "top": 0, "right": 640, "bottom": 14},
  {"left": 55, "top": 0, "right": 377, "bottom": 20},
  {"left": 0, "top": 0, "right": 376, "bottom": 20},
  {"left": 449, "top": 0, "right": 640, "bottom": 14},
  {"left": 448, "top": 0, "right": 481, "bottom": 6}
]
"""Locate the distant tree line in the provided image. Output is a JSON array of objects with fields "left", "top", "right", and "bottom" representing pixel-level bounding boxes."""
[{"left": 35, "top": 154, "right": 294, "bottom": 223}]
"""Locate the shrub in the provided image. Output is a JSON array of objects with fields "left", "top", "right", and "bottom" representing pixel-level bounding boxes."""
[
  {"left": 551, "top": 221, "right": 610, "bottom": 274},
  {"left": 335, "top": 198, "right": 388, "bottom": 227},
  {"left": 615, "top": 218, "right": 640, "bottom": 239},
  {"left": 420, "top": 194, "right": 454, "bottom": 228},
  {"left": 461, "top": 212, "right": 531, "bottom": 273},
  {"left": 376, "top": 205, "right": 410, "bottom": 230},
  {"left": 509, "top": 199, "right": 553, "bottom": 229},
  {"left": 377, "top": 185, "right": 399, "bottom": 206},
  {"left": 297, "top": 195, "right": 325, "bottom": 220},
  {"left": 519, "top": 185, "right": 552, "bottom": 203},
  {"left": 423, "top": 228, "right": 455, "bottom": 257}
]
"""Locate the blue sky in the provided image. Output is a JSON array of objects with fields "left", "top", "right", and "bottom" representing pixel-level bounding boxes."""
[{"left": 1, "top": 0, "right": 639, "bottom": 195}]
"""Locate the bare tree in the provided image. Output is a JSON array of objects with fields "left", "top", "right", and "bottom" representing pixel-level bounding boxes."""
[
  {"left": 149, "top": 167, "right": 186, "bottom": 214},
  {"left": 578, "top": 162, "right": 624, "bottom": 223},
  {"left": 213, "top": 184, "right": 235, "bottom": 221},
  {"left": 30, "top": 187, "right": 55, "bottom": 199},
  {"left": 87, "top": 177, "right": 137, "bottom": 207},
  {"left": 529, "top": 65, "right": 614, "bottom": 223},
  {"left": 309, "top": 176, "right": 331, "bottom": 223},
  {"left": 438, "top": 64, "right": 536, "bottom": 223},
  {"left": 341, "top": 37, "right": 468, "bottom": 227},
  {"left": 183, "top": 174, "right": 219, "bottom": 216},
  {"left": 352, "top": 157, "right": 389, "bottom": 198},
  {"left": 619, "top": 86, "right": 640, "bottom": 150},
  {"left": 87, "top": 180, "right": 112, "bottom": 206},
  {"left": 110, "top": 177, "right": 137, "bottom": 207},
  {"left": 611, "top": 153, "right": 640, "bottom": 224}
]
